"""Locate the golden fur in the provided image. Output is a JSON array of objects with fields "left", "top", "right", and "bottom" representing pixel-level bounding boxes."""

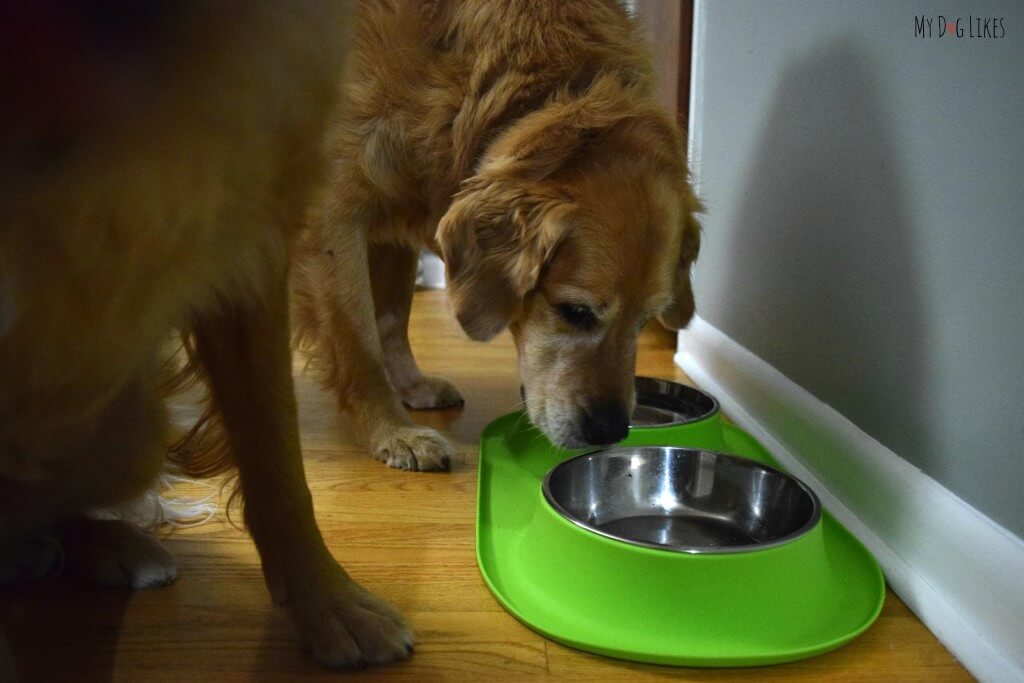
[
  {"left": 293, "top": 0, "right": 701, "bottom": 464},
  {"left": 0, "top": 4, "right": 412, "bottom": 671}
]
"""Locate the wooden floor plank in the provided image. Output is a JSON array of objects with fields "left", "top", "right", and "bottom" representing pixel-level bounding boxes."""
[{"left": 1, "top": 290, "right": 970, "bottom": 681}]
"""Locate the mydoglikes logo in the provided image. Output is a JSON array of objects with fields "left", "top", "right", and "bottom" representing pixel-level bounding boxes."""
[{"left": 914, "top": 14, "right": 1007, "bottom": 38}]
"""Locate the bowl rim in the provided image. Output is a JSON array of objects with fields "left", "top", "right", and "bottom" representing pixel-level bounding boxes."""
[
  {"left": 631, "top": 376, "right": 721, "bottom": 428},
  {"left": 541, "top": 446, "right": 823, "bottom": 555}
]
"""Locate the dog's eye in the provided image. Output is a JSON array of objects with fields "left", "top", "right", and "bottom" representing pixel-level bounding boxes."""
[{"left": 556, "top": 303, "right": 597, "bottom": 329}]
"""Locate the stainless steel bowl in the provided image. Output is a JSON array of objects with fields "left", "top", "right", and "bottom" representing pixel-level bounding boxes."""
[
  {"left": 631, "top": 377, "right": 719, "bottom": 427},
  {"left": 542, "top": 447, "right": 821, "bottom": 554}
]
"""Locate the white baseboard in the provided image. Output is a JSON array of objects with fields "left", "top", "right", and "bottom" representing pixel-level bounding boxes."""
[{"left": 675, "top": 316, "right": 1024, "bottom": 683}]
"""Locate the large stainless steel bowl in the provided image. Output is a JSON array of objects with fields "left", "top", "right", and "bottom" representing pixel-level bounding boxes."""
[
  {"left": 630, "top": 377, "right": 719, "bottom": 427},
  {"left": 543, "top": 447, "right": 821, "bottom": 554}
]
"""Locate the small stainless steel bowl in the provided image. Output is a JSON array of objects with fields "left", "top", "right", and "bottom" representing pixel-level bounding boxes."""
[
  {"left": 631, "top": 377, "right": 719, "bottom": 427},
  {"left": 542, "top": 447, "right": 821, "bottom": 554}
]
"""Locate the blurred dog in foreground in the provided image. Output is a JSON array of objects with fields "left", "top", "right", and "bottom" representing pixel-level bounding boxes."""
[{"left": 0, "top": 2, "right": 412, "bottom": 672}]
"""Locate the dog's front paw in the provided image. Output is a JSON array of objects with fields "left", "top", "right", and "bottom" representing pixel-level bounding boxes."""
[
  {"left": 287, "top": 570, "right": 413, "bottom": 668},
  {"left": 397, "top": 375, "right": 464, "bottom": 410},
  {"left": 372, "top": 425, "right": 454, "bottom": 471},
  {"left": 61, "top": 518, "right": 177, "bottom": 589}
]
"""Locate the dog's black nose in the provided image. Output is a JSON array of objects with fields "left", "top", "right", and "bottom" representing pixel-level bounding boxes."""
[{"left": 580, "top": 399, "right": 630, "bottom": 445}]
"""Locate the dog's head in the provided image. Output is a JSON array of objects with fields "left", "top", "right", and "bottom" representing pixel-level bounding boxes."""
[{"left": 437, "top": 78, "right": 701, "bottom": 448}]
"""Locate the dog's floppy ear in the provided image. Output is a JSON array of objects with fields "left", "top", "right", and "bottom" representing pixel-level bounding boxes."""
[
  {"left": 659, "top": 205, "right": 702, "bottom": 330},
  {"left": 437, "top": 175, "right": 568, "bottom": 341}
]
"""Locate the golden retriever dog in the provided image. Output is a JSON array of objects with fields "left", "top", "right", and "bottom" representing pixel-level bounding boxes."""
[
  {"left": 293, "top": 0, "right": 701, "bottom": 469},
  {"left": 0, "top": 3, "right": 411, "bottom": 671}
]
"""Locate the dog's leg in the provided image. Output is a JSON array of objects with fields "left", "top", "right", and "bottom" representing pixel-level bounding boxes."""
[
  {"left": 369, "top": 243, "right": 464, "bottom": 410},
  {"left": 0, "top": 374, "right": 175, "bottom": 589},
  {"left": 299, "top": 208, "right": 454, "bottom": 472},
  {"left": 192, "top": 268, "right": 413, "bottom": 668},
  {"left": 0, "top": 631, "right": 15, "bottom": 683}
]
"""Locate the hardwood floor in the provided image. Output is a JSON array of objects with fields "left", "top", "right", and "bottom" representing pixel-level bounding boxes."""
[{"left": 1, "top": 290, "right": 970, "bottom": 681}]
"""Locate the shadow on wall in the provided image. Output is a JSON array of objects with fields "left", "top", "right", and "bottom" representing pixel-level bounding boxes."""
[{"left": 712, "top": 40, "right": 934, "bottom": 470}]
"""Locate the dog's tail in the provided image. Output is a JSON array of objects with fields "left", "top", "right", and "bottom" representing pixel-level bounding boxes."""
[
  {"left": 161, "top": 334, "right": 240, "bottom": 499},
  {"left": 160, "top": 335, "right": 246, "bottom": 524},
  {"left": 90, "top": 472, "right": 219, "bottom": 531}
]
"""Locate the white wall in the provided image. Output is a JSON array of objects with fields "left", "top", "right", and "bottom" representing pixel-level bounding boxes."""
[{"left": 688, "top": 1, "right": 1024, "bottom": 537}]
